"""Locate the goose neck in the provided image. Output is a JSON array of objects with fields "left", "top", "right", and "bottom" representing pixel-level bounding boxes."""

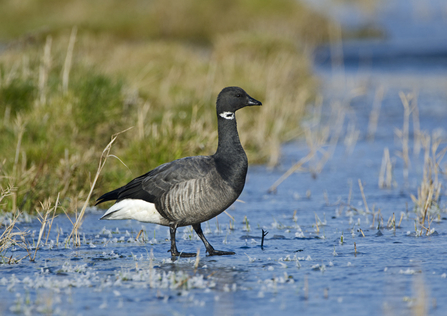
[{"left": 215, "top": 116, "right": 244, "bottom": 156}]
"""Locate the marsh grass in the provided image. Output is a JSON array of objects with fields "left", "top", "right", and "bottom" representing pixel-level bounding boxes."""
[
  {"left": 0, "top": 188, "right": 29, "bottom": 263},
  {"left": 411, "top": 131, "right": 446, "bottom": 233},
  {"left": 358, "top": 179, "right": 370, "bottom": 214},
  {"left": 69, "top": 128, "right": 131, "bottom": 246},
  {"left": 0, "top": 0, "right": 330, "bottom": 215},
  {"left": 372, "top": 89, "right": 446, "bottom": 234},
  {"left": 367, "top": 86, "right": 384, "bottom": 141},
  {"left": 379, "top": 147, "right": 394, "bottom": 189},
  {"left": 396, "top": 92, "right": 414, "bottom": 181},
  {"left": 0, "top": 210, "right": 27, "bottom": 263},
  {"left": 31, "top": 195, "right": 60, "bottom": 261},
  {"left": 390, "top": 90, "right": 446, "bottom": 234},
  {"left": 268, "top": 97, "right": 353, "bottom": 192}
]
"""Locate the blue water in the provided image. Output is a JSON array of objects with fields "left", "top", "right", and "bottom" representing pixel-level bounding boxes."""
[{"left": 1, "top": 0, "right": 447, "bottom": 315}]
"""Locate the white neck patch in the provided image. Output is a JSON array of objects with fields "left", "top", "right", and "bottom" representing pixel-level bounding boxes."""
[{"left": 219, "top": 111, "right": 235, "bottom": 120}]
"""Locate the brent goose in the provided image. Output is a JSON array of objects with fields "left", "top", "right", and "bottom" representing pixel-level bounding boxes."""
[{"left": 96, "top": 87, "right": 262, "bottom": 257}]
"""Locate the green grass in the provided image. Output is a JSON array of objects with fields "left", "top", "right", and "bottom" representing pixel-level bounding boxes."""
[{"left": 0, "top": 0, "right": 331, "bottom": 213}]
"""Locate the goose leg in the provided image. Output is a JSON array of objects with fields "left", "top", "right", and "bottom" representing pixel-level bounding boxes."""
[
  {"left": 169, "top": 224, "right": 197, "bottom": 257},
  {"left": 192, "top": 223, "right": 235, "bottom": 256}
]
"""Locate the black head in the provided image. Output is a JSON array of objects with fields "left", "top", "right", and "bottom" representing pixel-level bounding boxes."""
[{"left": 216, "top": 87, "right": 262, "bottom": 120}]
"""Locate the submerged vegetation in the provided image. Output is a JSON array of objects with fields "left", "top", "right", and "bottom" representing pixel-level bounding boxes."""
[{"left": 0, "top": 0, "right": 331, "bottom": 213}]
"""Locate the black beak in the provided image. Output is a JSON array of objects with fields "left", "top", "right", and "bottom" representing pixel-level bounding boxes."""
[{"left": 248, "top": 95, "right": 262, "bottom": 106}]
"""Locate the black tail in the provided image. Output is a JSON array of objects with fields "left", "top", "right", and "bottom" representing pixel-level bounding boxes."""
[{"left": 95, "top": 187, "right": 121, "bottom": 205}]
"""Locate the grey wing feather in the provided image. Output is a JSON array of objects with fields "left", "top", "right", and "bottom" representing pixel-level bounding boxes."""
[
  {"left": 104, "top": 156, "right": 213, "bottom": 205},
  {"left": 141, "top": 156, "right": 215, "bottom": 197}
]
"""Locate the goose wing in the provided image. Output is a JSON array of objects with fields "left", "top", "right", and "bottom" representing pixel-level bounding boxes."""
[{"left": 96, "top": 156, "right": 216, "bottom": 215}]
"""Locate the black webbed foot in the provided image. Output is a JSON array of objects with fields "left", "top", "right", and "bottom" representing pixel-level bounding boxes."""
[
  {"left": 207, "top": 249, "right": 235, "bottom": 256},
  {"left": 192, "top": 223, "right": 235, "bottom": 256}
]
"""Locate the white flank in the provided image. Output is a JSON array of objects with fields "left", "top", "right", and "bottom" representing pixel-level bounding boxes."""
[
  {"left": 101, "top": 199, "right": 164, "bottom": 224},
  {"left": 219, "top": 111, "right": 235, "bottom": 120}
]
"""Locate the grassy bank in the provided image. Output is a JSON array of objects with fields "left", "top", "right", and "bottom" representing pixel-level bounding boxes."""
[{"left": 0, "top": 0, "right": 330, "bottom": 213}]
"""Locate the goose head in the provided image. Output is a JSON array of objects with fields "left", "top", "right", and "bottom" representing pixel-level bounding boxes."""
[{"left": 216, "top": 87, "right": 262, "bottom": 120}]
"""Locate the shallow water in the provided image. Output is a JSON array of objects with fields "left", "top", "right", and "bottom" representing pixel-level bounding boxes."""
[{"left": 2, "top": 1, "right": 447, "bottom": 315}]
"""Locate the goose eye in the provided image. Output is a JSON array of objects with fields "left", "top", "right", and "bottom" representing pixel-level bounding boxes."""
[{"left": 236, "top": 94, "right": 241, "bottom": 97}]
